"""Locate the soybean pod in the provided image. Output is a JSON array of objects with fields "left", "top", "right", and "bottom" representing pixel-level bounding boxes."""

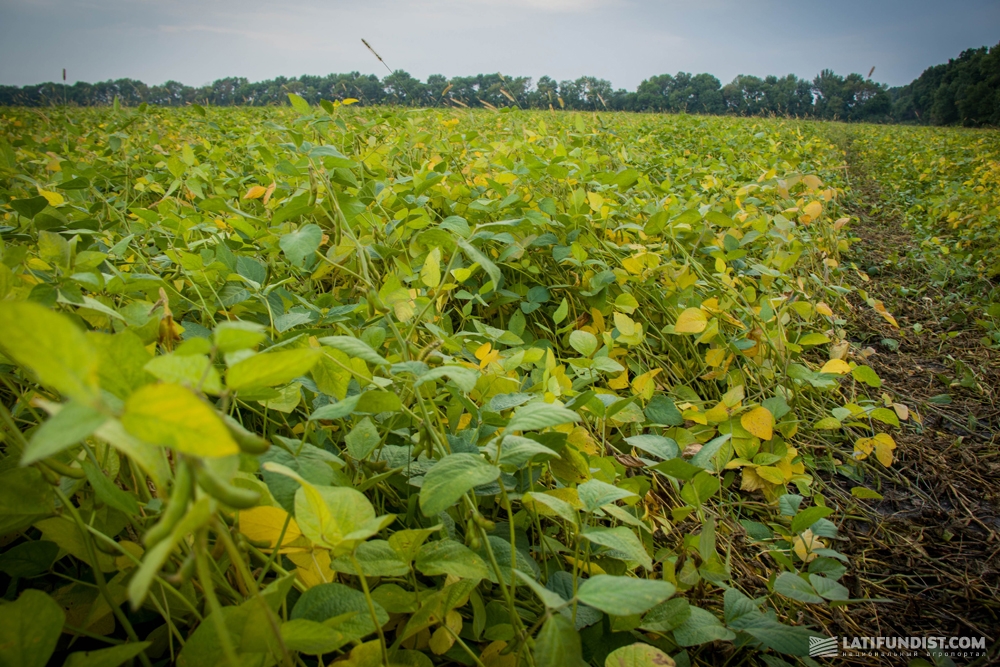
[
  {"left": 222, "top": 414, "right": 270, "bottom": 455},
  {"left": 145, "top": 460, "right": 193, "bottom": 548},
  {"left": 195, "top": 465, "right": 260, "bottom": 509}
]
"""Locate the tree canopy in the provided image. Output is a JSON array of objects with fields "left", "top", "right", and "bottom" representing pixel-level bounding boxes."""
[{"left": 2, "top": 40, "right": 997, "bottom": 125}]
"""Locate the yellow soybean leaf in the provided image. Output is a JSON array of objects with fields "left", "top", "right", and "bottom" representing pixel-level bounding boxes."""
[
  {"left": 475, "top": 343, "right": 500, "bottom": 369},
  {"left": 872, "top": 433, "right": 896, "bottom": 466},
  {"left": 755, "top": 466, "right": 785, "bottom": 485},
  {"left": 820, "top": 359, "right": 851, "bottom": 375},
  {"left": 38, "top": 189, "right": 64, "bottom": 206},
  {"left": 622, "top": 256, "right": 643, "bottom": 275},
  {"left": 741, "top": 406, "right": 774, "bottom": 441},
  {"left": 587, "top": 191, "right": 604, "bottom": 212},
  {"left": 121, "top": 382, "right": 239, "bottom": 457},
  {"left": 243, "top": 185, "right": 267, "bottom": 200},
  {"left": 815, "top": 302, "right": 834, "bottom": 317},
  {"left": 428, "top": 610, "right": 462, "bottom": 654},
  {"left": 613, "top": 312, "right": 636, "bottom": 336},
  {"left": 893, "top": 403, "right": 909, "bottom": 421},
  {"left": 675, "top": 308, "right": 707, "bottom": 334},
  {"left": 872, "top": 300, "right": 899, "bottom": 327},
  {"left": 421, "top": 247, "right": 442, "bottom": 288},
  {"left": 855, "top": 437, "right": 873, "bottom": 454},
  {"left": 829, "top": 341, "right": 850, "bottom": 360},
  {"left": 704, "top": 402, "right": 730, "bottom": 423},
  {"left": 608, "top": 370, "right": 629, "bottom": 390},
  {"left": 239, "top": 506, "right": 304, "bottom": 550},
  {"left": 802, "top": 175, "right": 823, "bottom": 190},
  {"left": 482, "top": 641, "right": 517, "bottom": 667},
  {"left": 740, "top": 467, "right": 768, "bottom": 492},
  {"left": 287, "top": 549, "right": 334, "bottom": 587},
  {"left": 705, "top": 348, "right": 727, "bottom": 367},
  {"left": 803, "top": 201, "right": 822, "bottom": 218},
  {"left": 792, "top": 529, "right": 823, "bottom": 563},
  {"left": 590, "top": 308, "right": 606, "bottom": 333},
  {"left": 631, "top": 368, "right": 661, "bottom": 399},
  {"left": 429, "top": 627, "right": 454, "bottom": 655}
]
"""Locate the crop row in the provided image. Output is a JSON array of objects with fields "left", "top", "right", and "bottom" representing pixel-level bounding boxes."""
[{"left": 0, "top": 104, "right": 899, "bottom": 667}]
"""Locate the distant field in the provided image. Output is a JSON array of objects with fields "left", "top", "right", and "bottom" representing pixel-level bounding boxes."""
[{"left": 0, "top": 104, "right": 995, "bottom": 666}]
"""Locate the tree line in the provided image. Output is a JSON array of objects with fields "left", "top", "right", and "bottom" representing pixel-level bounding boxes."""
[{"left": 1, "top": 41, "right": 996, "bottom": 125}]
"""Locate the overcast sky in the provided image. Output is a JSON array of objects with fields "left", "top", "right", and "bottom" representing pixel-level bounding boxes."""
[{"left": 1, "top": 0, "right": 997, "bottom": 89}]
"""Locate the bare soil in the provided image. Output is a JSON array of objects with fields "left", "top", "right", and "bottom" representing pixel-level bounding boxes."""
[{"left": 806, "top": 157, "right": 1000, "bottom": 666}]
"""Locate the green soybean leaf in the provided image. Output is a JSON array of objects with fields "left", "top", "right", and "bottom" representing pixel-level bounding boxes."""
[
  {"left": 578, "top": 479, "right": 637, "bottom": 513},
  {"left": 355, "top": 390, "right": 402, "bottom": 414},
  {"left": 318, "top": 336, "right": 389, "bottom": 366},
  {"left": 506, "top": 401, "right": 581, "bottom": 432},
  {"left": 808, "top": 574, "right": 850, "bottom": 601},
  {"left": 82, "top": 459, "right": 140, "bottom": 516},
  {"left": 534, "top": 614, "right": 585, "bottom": 667},
  {"left": 280, "top": 224, "right": 323, "bottom": 268},
  {"left": 227, "top": 348, "right": 320, "bottom": 391},
  {"left": 279, "top": 619, "right": 347, "bottom": 656},
  {"left": 455, "top": 238, "right": 502, "bottom": 289},
  {"left": 344, "top": 417, "right": 380, "bottom": 459},
  {"left": 9, "top": 196, "right": 49, "bottom": 219},
  {"left": 387, "top": 526, "right": 442, "bottom": 565},
  {"left": 639, "top": 598, "right": 691, "bottom": 633},
  {"left": 672, "top": 606, "right": 736, "bottom": 646},
  {"left": 308, "top": 395, "right": 360, "bottom": 421},
  {"left": 0, "top": 301, "right": 98, "bottom": 401},
  {"left": 869, "top": 407, "right": 900, "bottom": 427},
  {"left": 287, "top": 92, "right": 310, "bottom": 114},
  {"left": 576, "top": 575, "right": 675, "bottom": 616},
  {"left": 514, "top": 571, "right": 568, "bottom": 609},
  {"left": 333, "top": 540, "right": 409, "bottom": 577},
  {"left": 850, "top": 364, "right": 882, "bottom": 387},
  {"left": 413, "top": 365, "right": 479, "bottom": 392},
  {"left": 144, "top": 353, "right": 222, "bottom": 394},
  {"left": 650, "top": 458, "right": 702, "bottom": 481},
  {"left": 22, "top": 400, "right": 107, "bottom": 464},
  {"left": 581, "top": 527, "right": 652, "bottom": 570},
  {"left": 176, "top": 599, "right": 277, "bottom": 667},
  {"left": 291, "top": 582, "right": 388, "bottom": 640},
  {"left": 552, "top": 298, "right": 569, "bottom": 324},
  {"left": 738, "top": 614, "right": 820, "bottom": 656},
  {"left": 569, "top": 330, "right": 598, "bottom": 357},
  {"left": 790, "top": 506, "right": 834, "bottom": 535},
  {"left": 214, "top": 320, "right": 266, "bottom": 353},
  {"left": 121, "top": 383, "right": 239, "bottom": 457},
  {"left": 680, "top": 471, "right": 720, "bottom": 506},
  {"left": 420, "top": 247, "right": 441, "bottom": 288},
  {"left": 773, "top": 572, "right": 824, "bottom": 604},
  {"left": 0, "top": 541, "right": 59, "bottom": 578},
  {"left": 493, "top": 435, "right": 558, "bottom": 469},
  {"left": 63, "top": 642, "right": 153, "bottom": 667},
  {"left": 604, "top": 643, "right": 677, "bottom": 667},
  {"left": 419, "top": 453, "right": 499, "bottom": 517},
  {"left": 416, "top": 539, "right": 489, "bottom": 580},
  {"left": 0, "top": 467, "right": 57, "bottom": 535},
  {"left": 0, "top": 589, "right": 65, "bottom": 667},
  {"left": 644, "top": 395, "right": 684, "bottom": 426},
  {"left": 624, "top": 434, "right": 679, "bottom": 461}
]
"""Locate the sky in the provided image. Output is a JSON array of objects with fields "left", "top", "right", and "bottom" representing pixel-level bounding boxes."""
[{"left": 0, "top": 0, "right": 998, "bottom": 90}]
